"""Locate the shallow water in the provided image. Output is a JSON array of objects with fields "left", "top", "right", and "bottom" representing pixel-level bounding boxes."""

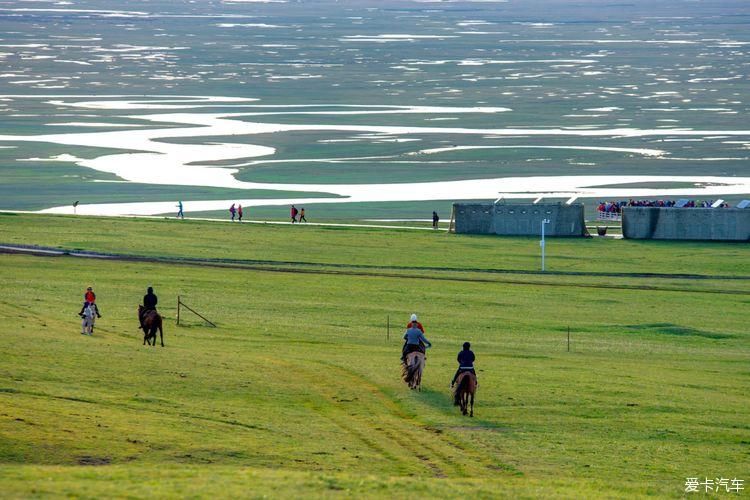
[{"left": 0, "top": 0, "right": 748, "bottom": 215}]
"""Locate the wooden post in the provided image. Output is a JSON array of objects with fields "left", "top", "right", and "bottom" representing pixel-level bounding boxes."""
[
  {"left": 179, "top": 300, "right": 217, "bottom": 328},
  {"left": 567, "top": 325, "right": 570, "bottom": 352},
  {"left": 177, "top": 295, "right": 181, "bottom": 326},
  {"left": 387, "top": 315, "right": 390, "bottom": 341},
  {"left": 448, "top": 205, "right": 456, "bottom": 233}
]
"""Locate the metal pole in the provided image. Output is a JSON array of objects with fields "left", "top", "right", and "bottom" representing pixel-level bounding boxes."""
[
  {"left": 541, "top": 222, "right": 545, "bottom": 271},
  {"left": 177, "top": 295, "right": 180, "bottom": 325},
  {"left": 539, "top": 219, "right": 549, "bottom": 271},
  {"left": 387, "top": 315, "right": 390, "bottom": 341},
  {"left": 540, "top": 219, "right": 550, "bottom": 271}
]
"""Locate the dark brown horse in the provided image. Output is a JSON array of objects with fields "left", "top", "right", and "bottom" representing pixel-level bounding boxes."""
[
  {"left": 402, "top": 351, "right": 425, "bottom": 391},
  {"left": 138, "top": 305, "right": 164, "bottom": 347},
  {"left": 453, "top": 371, "right": 476, "bottom": 417}
]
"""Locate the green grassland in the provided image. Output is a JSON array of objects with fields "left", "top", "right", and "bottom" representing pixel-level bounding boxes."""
[{"left": 1, "top": 214, "right": 749, "bottom": 498}]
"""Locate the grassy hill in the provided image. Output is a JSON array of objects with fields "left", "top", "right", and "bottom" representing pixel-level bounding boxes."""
[{"left": 0, "top": 214, "right": 748, "bottom": 497}]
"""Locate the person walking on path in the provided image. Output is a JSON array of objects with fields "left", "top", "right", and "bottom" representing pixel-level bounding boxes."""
[
  {"left": 78, "top": 286, "right": 102, "bottom": 318},
  {"left": 299, "top": 207, "right": 307, "bottom": 223},
  {"left": 238, "top": 204, "right": 243, "bottom": 222},
  {"left": 432, "top": 211, "right": 439, "bottom": 229},
  {"left": 177, "top": 201, "right": 184, "bottom": 219},
  {"left": 229, "top": 203, "right": 236, "bottom": 221},
  {"left": 290, "top": 205, "right": 298, "bottom": 223}
]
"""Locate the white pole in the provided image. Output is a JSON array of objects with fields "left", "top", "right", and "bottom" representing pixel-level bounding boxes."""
[{"left": 541, "top": 219, "right": 550, "bottom": 271}]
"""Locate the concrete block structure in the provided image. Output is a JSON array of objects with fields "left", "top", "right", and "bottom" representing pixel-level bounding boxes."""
[
  {"left": 453, "top": 202, "right": 587, "bottom": 237},
  {"left": 622, "top": 207, "right": 750, "bottom": 241}
]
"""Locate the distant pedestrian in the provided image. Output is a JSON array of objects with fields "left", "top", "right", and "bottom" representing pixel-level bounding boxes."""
[
  {"left": 229, "top": 203, "right": 236, "bottom": 221},
  {"left": 299, "top": 207, "right": 307, "bottom": 223},
  {"left": 177, "top": 201, "right": 184, "bottom": 219},
  {"left": 291, "top": 205, "right": 298, "bottom": 223},
  {"left": 432, "top": 211, "right": 439, "bottom": 229},
  {"left": 238, "top": 204, "right": 243, "bottom": 222}
]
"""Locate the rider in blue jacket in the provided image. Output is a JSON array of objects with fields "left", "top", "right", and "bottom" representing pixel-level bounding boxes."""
[{"left": 402, "top": 323, "right": 432, "bottom": 360}]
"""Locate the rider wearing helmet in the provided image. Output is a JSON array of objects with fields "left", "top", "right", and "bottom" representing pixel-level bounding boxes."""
[
  {"left": 451, "top": 342, "right": 476, "bottom": 387},
  {"left": 402, "top": 314, "right": 432, "bottom": 361},
  {"left": 401, "top": 313, "right": 426, "bottom": 361},
  {"left": 406, "top": 313, "right": 423, "bottom": 333},
  {"left": 78, "top": 286, "right": 101, "bottom": 318}
]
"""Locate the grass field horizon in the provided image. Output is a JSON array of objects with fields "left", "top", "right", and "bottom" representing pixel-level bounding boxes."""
[{"left": 1, "top": 214, "right": 748, "bottom": 497}]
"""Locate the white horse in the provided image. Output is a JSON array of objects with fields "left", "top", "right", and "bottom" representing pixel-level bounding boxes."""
[{"left": 81, "top": 303, "right": 97, "bottom": 335}]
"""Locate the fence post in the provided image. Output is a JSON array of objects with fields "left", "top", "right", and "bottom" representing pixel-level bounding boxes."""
[{"left": 177, "top": 295, "right": 181, "bottom": 326}]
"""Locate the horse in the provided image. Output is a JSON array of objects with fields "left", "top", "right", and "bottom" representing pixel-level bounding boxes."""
[
  {"left": 402, "top": 351, "right": 425, "bottom": 391},
  {"left": 138, "top": 305, "right": 164, "bottom": 347},
  {"left": 453, "top": 371, "right": 476, "bottom": 417},
  {"left": 80, "top": 303, "right": 96, "bottom": 336}
]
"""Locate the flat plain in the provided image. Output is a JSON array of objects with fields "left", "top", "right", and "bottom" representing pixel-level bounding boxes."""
[{"left": 0, "top": 214, "right": 748, "bottom": 497}]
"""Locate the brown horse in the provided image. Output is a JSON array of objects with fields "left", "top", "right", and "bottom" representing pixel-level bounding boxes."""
[
  {"left": 402, "top": 351, "right": 425, "bottom": 391},
  {"left": 453, "top": 371, "right": 476, "bottom": 417},
  {"left": 138, "top": 305, "right": 164, "bottom": 347}
]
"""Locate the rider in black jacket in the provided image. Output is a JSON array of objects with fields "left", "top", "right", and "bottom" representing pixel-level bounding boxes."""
[
  {"left": 140, "top": 286, "right": 158, "bottom": 328},
  {"left": 451, "top": 342, "right": 476, "bottom": 387}
]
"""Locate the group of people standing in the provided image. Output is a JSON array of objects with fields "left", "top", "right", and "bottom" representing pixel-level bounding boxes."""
[
  {"left": 401, "top": 313, "right": 476, "bottom": 387},
  {"left": 177, "top": 202, "right": 310, "bottom": 224},
  {"left": 175, "top": 202, "right": 441, "bottom": 227}
]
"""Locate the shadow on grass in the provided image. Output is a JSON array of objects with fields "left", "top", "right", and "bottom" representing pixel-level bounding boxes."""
[{"left": 410, "top": 386, "right": 508, "bottom": 431}]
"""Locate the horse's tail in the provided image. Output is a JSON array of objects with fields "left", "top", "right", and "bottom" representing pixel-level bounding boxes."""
[
  {"left": 401, "top": 357, "right": 414, "bottom": 383},
  {"left": 406, "top": 355, "right": 423, "bottom": 385},
  {"left": 453, "top": 374, "right": 468, "bottom": 406}
]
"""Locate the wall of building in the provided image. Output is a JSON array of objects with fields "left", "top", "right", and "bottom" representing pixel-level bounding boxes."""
[
  {"left": 622, "top": 207, "right": 750, "bottom": 241},
  {"left": 453, "top": 203, "right": 587, "bottom": 237}
]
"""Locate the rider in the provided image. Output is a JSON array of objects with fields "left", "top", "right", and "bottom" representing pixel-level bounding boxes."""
[
  {"left": 78, "top": 286, "right": 101, "bottom": 318},
  {"left": 450, "top": 342, "right": 476, "bottom": 388},
  {"left": 401, "top": 313, "right": 425, "bottom": 361},
  {"left": 140, "top": 286, "right": 158, "bottom": 329},
  {"left": 402, "top": 318, "right": 432, "bottom": 361}
]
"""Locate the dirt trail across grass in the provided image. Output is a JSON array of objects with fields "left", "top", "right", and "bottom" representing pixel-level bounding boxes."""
[{"left": 2, "top": 243, "right": 749, "bottom": 296}]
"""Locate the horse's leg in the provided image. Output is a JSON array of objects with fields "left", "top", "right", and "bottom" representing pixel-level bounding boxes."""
[
  {"left": 470, "top": 392, "right": 474, "bottom": 417},
  {"left": 159, "top": 323, "right": 164, "bottom": 347}
]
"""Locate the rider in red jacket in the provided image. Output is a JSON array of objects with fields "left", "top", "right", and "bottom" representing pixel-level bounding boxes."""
[
  {"left": 401, "top": 313, "right": 425, "bottom": 361},
  {"left": 78, "top": 287, "right": 101, "bottom": 318}
]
